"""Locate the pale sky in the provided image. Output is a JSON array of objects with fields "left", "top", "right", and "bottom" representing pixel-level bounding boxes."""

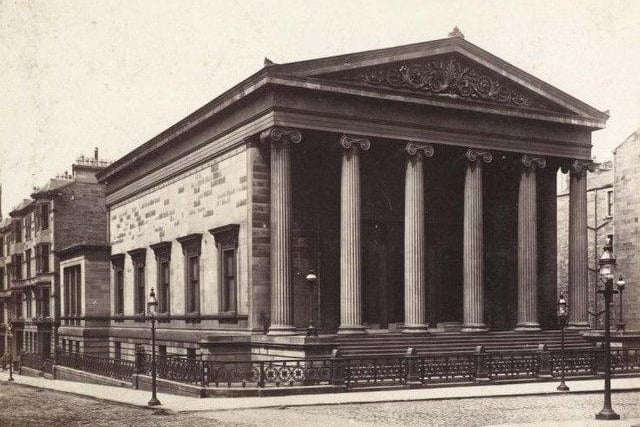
[{"left": 1, "top": 0, "right": 639, "bottom": 213}]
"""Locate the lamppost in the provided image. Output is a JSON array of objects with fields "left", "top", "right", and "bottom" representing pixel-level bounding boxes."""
[
  {"left": 147, "top": 288, "right": 161, "bottom": 406},
  {"left": 616, "top": 276, "right": 626, "bottom": 332},
  {"left": 7, "top": 323, "right": 14, "bottom": 382},
  {"left": 556, "top": 294, "right": 569, "bottom": 391},
  {"left": 595, "top": 240, "right": 620, "bottom": 421},
  {"left": 305, "top": 271, "right": 318, "bottom": 337}
]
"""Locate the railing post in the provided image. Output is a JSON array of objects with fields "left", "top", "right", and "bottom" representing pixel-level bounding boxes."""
[
  {"left": 537, "top": 344, "right": 552, "bottom": 378},
  {"left": 201, "top": 361, "right": 207, "bottom": 387},
  {"left": 257, "top": 361, "right": 265, "bottom": 388},
  {"left": 404, "top": 347, "right": 421, "bottom": 387},
  {"left": 134, "top": 344, "right": 145, "bottom": 375},
  {"left": 330, "top": 348, "right": 345, "bottom": 388},
  {"left": 594, "top": 343, "right": 605, "bottom": 374},
  {"left": 473, "top": 345, "right": 490, "bottom": 382}
]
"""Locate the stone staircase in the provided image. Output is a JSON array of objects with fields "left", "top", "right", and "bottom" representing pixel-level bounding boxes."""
[{"left": 336, "top": 330, "right": 592, "bottom": 357}]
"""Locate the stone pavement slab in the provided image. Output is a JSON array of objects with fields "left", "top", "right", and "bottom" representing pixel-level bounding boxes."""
[{"left": 1, "top": 370, "right": 639, "bottom": 413}]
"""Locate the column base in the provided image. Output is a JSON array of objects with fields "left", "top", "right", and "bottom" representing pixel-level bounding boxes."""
[
  {"left": 514, "top": 322, "right": 541, "bottom": 332},
  {"left": 461, "top": 323, "right": 488, "bottom": 333},
  {"left": 267, "top": 324, "right": 298, "bottom": 336},
  {"left": 595, "top": 409, "right": 620, "bottom": 420},
  {"left": 567, "top": 321, "right": 590, "bottom": 330},
  {"left": 402, "top": 324, "right": 429, "bottom": 334},
  {"left": 337, "top": 325, "right": 367, "bottom": 335}
]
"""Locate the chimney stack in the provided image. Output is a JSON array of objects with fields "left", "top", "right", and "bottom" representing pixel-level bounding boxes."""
[{"left": 94, "top": 147, "right": 99, "bottom": 161}]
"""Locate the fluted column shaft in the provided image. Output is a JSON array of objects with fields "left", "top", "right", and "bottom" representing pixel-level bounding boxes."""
[
  {"left": 567, "top": 160, "right": 591, "bottom": 329},
  {"left": 403, "top": 143, "right": 434, "bottom": 333},
  {"left": 339, "top": 135, "right": 370, "bottom": 334},
  {"left": 462, "top": 149, "right": 492, "bottom": 333},
  {"left": 516, "top": 155, "right": 545, "bottom": 331},
  {"left": 261, "top": 127, "right": 301, "bottom": 335}
]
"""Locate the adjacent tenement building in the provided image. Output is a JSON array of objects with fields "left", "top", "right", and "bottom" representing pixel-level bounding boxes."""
[
  {"left": 613, "top": 129, "right": 640, "bottom": 331},
  {"left": 0, "top": 152, "right": 111, "bottom": 358},
  {"left": 97, "top": 32, "right": 608, "bottom": 360}
]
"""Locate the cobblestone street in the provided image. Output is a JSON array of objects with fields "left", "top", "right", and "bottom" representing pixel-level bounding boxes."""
[{"left": 2, "top": 382, "right": 639, "bottom": 427}]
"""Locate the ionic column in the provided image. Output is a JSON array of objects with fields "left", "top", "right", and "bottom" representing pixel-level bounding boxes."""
[
  {"left": 515, "top": 155, "right": 545, "bottom": 331},
  {"left": 339, "top": 135, "right": 370, "bottom": 334},
  {"left": 462, "top": 149, "right": 492, "bottom": 333},
  {"left": 260, "top": 127, "right": 302, "bottom": 335},
  {"left": 564, "top": 159, "right": 594, "bottom": 329},
  {"left": 403, "top": 142, "right": 434, "bottom": 333}
]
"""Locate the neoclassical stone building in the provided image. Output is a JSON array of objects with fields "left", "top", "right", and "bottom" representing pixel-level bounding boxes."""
[{"left": 97, "top": 31, "right": 607, "bottom": 359}]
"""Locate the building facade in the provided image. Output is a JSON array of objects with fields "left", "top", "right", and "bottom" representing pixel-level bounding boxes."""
[
  {"left": 613, "top": 129, "right": 640, "bottom": 331},
  {"left": 97, "top": 33, "right": 608, "bottom": 360},
  {"left": 0, "top": 152, "right": 111, "bottom": 358}
]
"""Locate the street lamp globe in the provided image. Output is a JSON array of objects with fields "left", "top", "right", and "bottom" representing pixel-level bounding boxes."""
[
  {"left": 305, "top": 271, "right": 318, "bottom": 284},
  {"left": 598, "top": 242, "right": 616, "bottom": 281},
  {"left": 616, "top": 276, "right": 626, "bottom": 292},
  {"left": 147, "top": 288, "right": 158, "bottom": 318},
  {"left": 557, "top": 294, "right": 567, "bottom": 319}
]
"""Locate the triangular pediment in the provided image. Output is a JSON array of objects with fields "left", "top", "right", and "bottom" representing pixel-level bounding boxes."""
[
  {"left": 273, "top": 37, "right": 608, "bottom": 125},
  {"left": 315, "top": 53, "right": 567, "bottom": 114}
]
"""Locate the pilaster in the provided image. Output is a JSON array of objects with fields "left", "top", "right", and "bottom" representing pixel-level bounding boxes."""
[{"left": 260, "top": 127, "right": 302, "bottom": 335}]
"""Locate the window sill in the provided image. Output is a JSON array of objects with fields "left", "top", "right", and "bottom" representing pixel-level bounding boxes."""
[
  {"left": 184, "top": 312, "right": 201, "bottom": 323},
  {"left": 113, "top": 313, "right": 125, "bottom": 323},
  {"left": 133, "top": 313, "right": 145, "bottom": 323},
  {"left": 157, "top": 312, "right": 171, "bottom": 323}
]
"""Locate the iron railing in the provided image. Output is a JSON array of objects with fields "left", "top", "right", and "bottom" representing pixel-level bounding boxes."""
[
  {"left": 20, "top": 352, "right": 53, "bottom": 375},
  {"left": 13, "top": 347, "right": 640, "bottom": 390},
  {"left": 56, "top": 350, "right": 136, "bottom": 382}
]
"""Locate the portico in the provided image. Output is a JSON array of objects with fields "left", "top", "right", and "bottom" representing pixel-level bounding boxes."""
[{"left": 252, "top": 34, "right": 608, "bottom": 336}]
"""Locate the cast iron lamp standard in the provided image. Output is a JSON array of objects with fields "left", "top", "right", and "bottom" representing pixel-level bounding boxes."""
[
  {"left": 7, "top": 323, "right": 14, "bottom": 382},
  {"left": 595, "top": 241, "right": 620, "bottom": 421},
  {"left": 616, "top": 276, "right": 626, "bottom": 332},
  {"left": 556, "top": 294, "right": 569, "bottom": 391},
  {"left": 147, "top": 288, "right": 161, "bottom": 406},
  {"left": 305, "top": 271, "right": 318, "bottom": 337}
]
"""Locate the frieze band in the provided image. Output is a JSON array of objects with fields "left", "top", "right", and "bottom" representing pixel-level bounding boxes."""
[
  {"left": 340, "top": 135, "right": 371, "bottom": 151},
  {"left": 259, "top": 127, "right": 302, "bottom": 145}
]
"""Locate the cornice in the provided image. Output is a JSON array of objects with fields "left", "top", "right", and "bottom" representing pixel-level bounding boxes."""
[{"left": 97, "top": 37, "right": 606, "bottom": 187}]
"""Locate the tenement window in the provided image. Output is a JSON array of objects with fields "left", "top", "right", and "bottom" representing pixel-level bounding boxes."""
[
  {"left": 25, "top": 249, "right": 31, "bottom": 278},
  {"left": 14, "top": 220, "right": 22, "bottom": 243},
  {"left": 24, "top": 214, "right": 31, "bottom": 240},
  {"left": 63, "top": 265, "right": 82, "bottom": 321},
  {"left": 111, "top": 254, "right": 125, "bottom": 316},
  {"left": 607, "top": 190, "right": 614, "bottom": 216},
  {"left": 128, "top": 249, "right": 147, "bottom": 316},
  {"left": 150, "top": 242, "right": 171, "bottom": 316},
  {"left": 25, "top": 291, "right": 32, "bottom": 318},
  {"left": 40, "top": 203, "right": 49, "bottom": 230},
  {"left": 177, "top": 234, "right": 202, "bottom": 316},
  {"left": 210, "top": 225, "right": 240, "bottom": 313}
]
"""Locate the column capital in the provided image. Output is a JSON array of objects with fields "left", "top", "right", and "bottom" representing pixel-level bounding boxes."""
[
  {"left": 560, "top": 159, "right": 596, "bottom": 175},
  {"left": 259, "top": 127, "right": 302, "bottom": 145},
  {"left": 521, "top": 154, "right": 546, "bottom": 171},
  {"left": 464, "top": 149, "right": 492, "bottom": 164},
  {"left": 405, "top": 142, "right": 434, "bottom": 158},
  {"left": 340, "top": 134, "right": 371, "bottom": 151}
]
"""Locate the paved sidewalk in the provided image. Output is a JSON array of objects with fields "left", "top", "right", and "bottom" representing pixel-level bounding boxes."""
[{"left": 1, "top": 370, "right": 639, "bottom": 413}]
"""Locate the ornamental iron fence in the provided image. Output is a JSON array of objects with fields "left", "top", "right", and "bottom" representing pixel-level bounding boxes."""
[{"left": 9, "top": 347, "right": 640, "bottom": 391}]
